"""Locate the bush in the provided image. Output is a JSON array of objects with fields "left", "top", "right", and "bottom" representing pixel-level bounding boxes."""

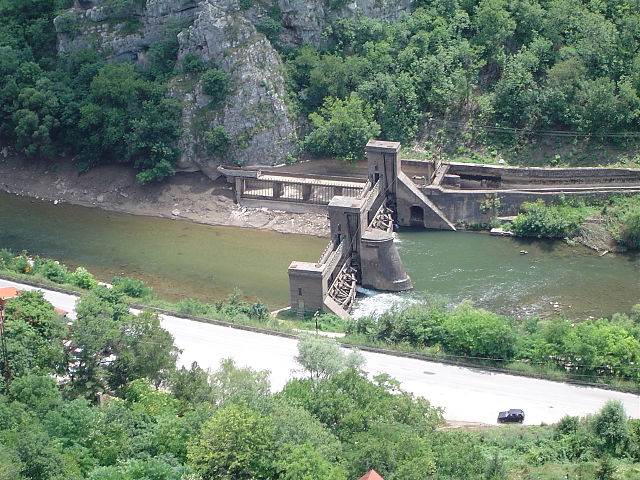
[
  {"left": 146, "top": 37, "right": 179, "bottom": 80},
  {"left": 510, "top": 200, "right": 582, "bottom": 239},
  {"left": 204, "top": 126, "right": 231, "bottom": 156},
  {"left": 256, "top": 17, "right": 282, "bottom": 42},
  {"left": 620, "top": 209, "right": 640, "bottom": 249},
  {"left": 12, "top": 255, "right": 30, "bottom": 274},
  {"left": 181, "top": 52, "right": 207, "bottom": 74},
  {"left": 111, "top": 276, "right": 153, "bottom": 298},
  {"left": 32, "top": 258, "right": 70, "bottom": 283},
  {"left": 201, "top": 68, "right": 230, "bottom": 106},
  {"left": 70, "top": 267, "right": 98, "bottom": 290},
  {"left": 176, "top": 298, "right": 211, "bottom": 316},
  {"left": 0, "top": 249, "right": 15, "bottom": 269}
]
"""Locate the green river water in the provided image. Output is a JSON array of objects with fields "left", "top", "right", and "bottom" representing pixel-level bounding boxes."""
[{"left": 1, "top": 192, "right": 639, "bottom": 318}]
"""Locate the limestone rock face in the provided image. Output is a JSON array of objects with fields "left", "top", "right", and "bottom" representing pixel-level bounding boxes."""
[
  {"left": 56, "top": 0, "right": 199, "bottom": 61},
  {"left": 175, "top": 3, "right": 296, "bottom": 173},
  {"left": 53, "top": 0, "right": 412, "bottom": 178},
  {"left": 276, "top": 0, "right": 412, "bottom": 46}
]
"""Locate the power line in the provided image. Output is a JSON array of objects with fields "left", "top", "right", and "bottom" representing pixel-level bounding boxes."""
[{"left": 427, "top": 118, "right": 640, "bottom": 138}]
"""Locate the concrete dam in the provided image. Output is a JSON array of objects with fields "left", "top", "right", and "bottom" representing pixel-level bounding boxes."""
[{"left": 219, "top": 140, "right": 640, "bottom": 318}]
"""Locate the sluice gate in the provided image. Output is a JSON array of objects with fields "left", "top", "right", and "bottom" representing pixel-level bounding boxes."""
[
  {"left": 288, "top": 141, "right": 413, "bottom": 318},
  {"left": 219, "top": 139, "right": 640, "bottom": 318}
]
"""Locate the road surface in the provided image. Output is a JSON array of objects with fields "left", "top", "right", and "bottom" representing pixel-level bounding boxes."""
[{"left": 2, "top": 278, "right": 638, "bottom": 425}]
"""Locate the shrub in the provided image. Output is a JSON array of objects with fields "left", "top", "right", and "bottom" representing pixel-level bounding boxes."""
[
  {"left": 201, "top": 68, "right": 230, "bottom": 106},
  {"left": 256, "top": 17, "right": 282, "bottom": 42},
  {"left": 510, "top": 200, "right": 582, "bottom": 239},
  {"left": 0, "top": 249, "right": 14, "bottom": 269},
  {"left": 620, "top": 209, "right": 640, "bottom": 249},
  {"left": 181, "top": 52, "right": 207, "bottom": 74},
  {"left": 111, "top": 276, "right": 153, "bottom": 298},
  {"left": 204, "top": 126, "right": 231, "bottom": 156},
  {"left": 32, "top": 258, "right": 70, "bottom": 283},
  {"left": 12, "top": 255, "right": 30, "bottom": 274},
  {"left": 176, "top": 298, "right": 211, "bottom": 316},
  {"left": 70, "top": 267, "right": 98, "bottom": 290},
  {"left": 146, "top": 37, "right": 179, "bottom": 80}
]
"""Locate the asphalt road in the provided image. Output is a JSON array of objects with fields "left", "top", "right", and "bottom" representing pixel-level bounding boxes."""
[{"left": 2, "top": 278, "right": 638, "bottom": 425}]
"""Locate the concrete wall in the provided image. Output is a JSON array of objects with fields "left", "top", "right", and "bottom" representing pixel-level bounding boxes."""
[{"left": 421, "top": 188, "right": 636, "bottom": 227}]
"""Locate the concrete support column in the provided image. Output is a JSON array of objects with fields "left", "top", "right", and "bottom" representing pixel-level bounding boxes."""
[
  {"left": 288, "top": 262, "right": 326, "bottom": 316},
  {"left": 366, "top": 140, "right": 401, "bottom": 200},
  {"left": 234, "top": 178, "right": 243, "bottom": 203},
  {"left": 272, "top": 181, "right": 283, "bottom": 199},
  {"left": 302, "top": 184, "right": 312, "bottom": 201}
]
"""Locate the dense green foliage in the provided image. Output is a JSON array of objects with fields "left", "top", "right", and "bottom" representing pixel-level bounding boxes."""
[
  {"left": 288, "top": 0, "right": 640, "bottom": 159},
  {"left": 510, "top": 199, "right": 584, "bottom": 238},
  {"left": 1, "top": 299, "right": 639, "bottom": 480},
  {"left": 508, "top": 194, "right": 640, "bottom": 247},
  {"left": 347, "top": 298, "right": 640, "bottom": 383},
  {"left": 0, "top": 0, "right": 184, "bottom": 182}
]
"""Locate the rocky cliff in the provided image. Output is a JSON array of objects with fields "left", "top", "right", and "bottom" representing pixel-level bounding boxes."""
[{"left": 54, "top": 0, "right": 412, "bottom": 178}]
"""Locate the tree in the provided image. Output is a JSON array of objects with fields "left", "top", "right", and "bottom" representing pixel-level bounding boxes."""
[
  {"left": 258, "top": 397, "right": 343, "bottom": 462},
  {"left": 1, "top": 291, "right": 66, "bottom": 385},
  {"left": 343, "top": 423, "right": 436, "bottom": 480},
  {"left": 169, "top": 361, "right": 215, "bottom": 409},
  {"left": 8, "top": 375, "right": 62, "bottom": 417},
  {"left": 591, "top": 400, "right": 630, "bottom": 455},
  {"left": 621, "top": 209, "right": 640, "bottom": 249},
  {"left": 187, "top": 404, "right": 275, "bottom": 480},
  {"left": 204, "top": 125, "right": 231, "bottom": 157},
  {"left": 281, "top": 369, "right": 442, "bottom": 441},
  {"left": 201, "top": 68, "right": 231, "bottom": 106},
  {"left": 107, "top": 310, "right": 179, "bottom": 391},
  {"left": 67, "top": 288, "right": 132, "bottom": 398},
  {"left": 276, "top": 443, "right": 347, "bottom": 480},
  {"left": 303, "top": 94, "right": 380, "bottom": 162},
  {"left": 295, "top": 335, "right": 363, "bottom": 381},
  {"left": 208, "top": 358, "right": 271, "bottom": 407},
  {"left": 441, "top": 302, "right": 517, "bottom": 359}
]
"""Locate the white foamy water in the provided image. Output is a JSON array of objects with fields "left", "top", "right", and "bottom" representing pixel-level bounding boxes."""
[{"left": 351, "top": 287, "right": 419, "bottom": 319}]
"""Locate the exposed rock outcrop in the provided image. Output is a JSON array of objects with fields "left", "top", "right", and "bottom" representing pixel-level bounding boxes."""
[
  {"left": 175, "top": 3, "right": 296, "bottom": 173},
  {"left": 53, "top": 0, "right": 413, "bottom": 178}
]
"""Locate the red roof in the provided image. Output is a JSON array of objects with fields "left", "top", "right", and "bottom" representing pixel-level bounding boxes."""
[
  {"left": 358, "top": 470, "right": 385, "bottom": 480},
  {"left": 0, "top": 287, "right": 20, "bottom": 301}
]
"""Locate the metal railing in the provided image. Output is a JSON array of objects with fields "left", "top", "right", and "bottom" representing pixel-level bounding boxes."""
[{"left": 242, "top": 178, "right": 364, "bottom": 205}]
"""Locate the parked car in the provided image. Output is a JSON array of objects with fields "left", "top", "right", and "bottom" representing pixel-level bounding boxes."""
[{"left": 497, "top": 409, "right": 525, "bottom": 424}]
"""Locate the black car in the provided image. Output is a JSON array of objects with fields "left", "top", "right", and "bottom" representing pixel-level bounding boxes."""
[{"left": 497, "top": 409, "right": 525, "bottom": 424}]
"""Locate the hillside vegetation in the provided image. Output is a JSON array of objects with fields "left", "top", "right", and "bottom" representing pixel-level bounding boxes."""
[
  {"left": 287, "top": 0, "right": 640, "bottom": 161},
  {"left": 1, "top": 0, "right": 639, "bottom": 181}
]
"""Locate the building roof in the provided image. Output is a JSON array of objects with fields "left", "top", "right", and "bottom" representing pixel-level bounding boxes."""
[
  {"left": 358, "top": 470, "right": 385, "bottom": 480},
  {"left": 0, "top": 287, "right": 20, "bottom": 301}
]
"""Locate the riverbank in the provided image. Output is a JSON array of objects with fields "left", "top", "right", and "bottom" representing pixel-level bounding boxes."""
[{"left": 0, "top": 152, "right": 330, "bottom": 237}]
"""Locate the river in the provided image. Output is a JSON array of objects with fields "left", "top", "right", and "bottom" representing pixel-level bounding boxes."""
[{"left": 2, "top": 192, "right": 639, "bottom": 317}]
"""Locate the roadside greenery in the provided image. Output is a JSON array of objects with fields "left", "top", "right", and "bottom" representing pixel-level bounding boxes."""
[
  {"left": 346, "top": 298, "right": 640, "bottom": 386},
  {"left": 2, "top": 247, "right": 639, "bottom": 390},
  {"left": 1, "top": 297, "right": 639, "bottom": 480}
]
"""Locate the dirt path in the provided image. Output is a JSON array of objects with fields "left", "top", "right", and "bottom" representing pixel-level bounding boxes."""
[{"left": 0, "top": 151, "right": 332, "bottom": 237}]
